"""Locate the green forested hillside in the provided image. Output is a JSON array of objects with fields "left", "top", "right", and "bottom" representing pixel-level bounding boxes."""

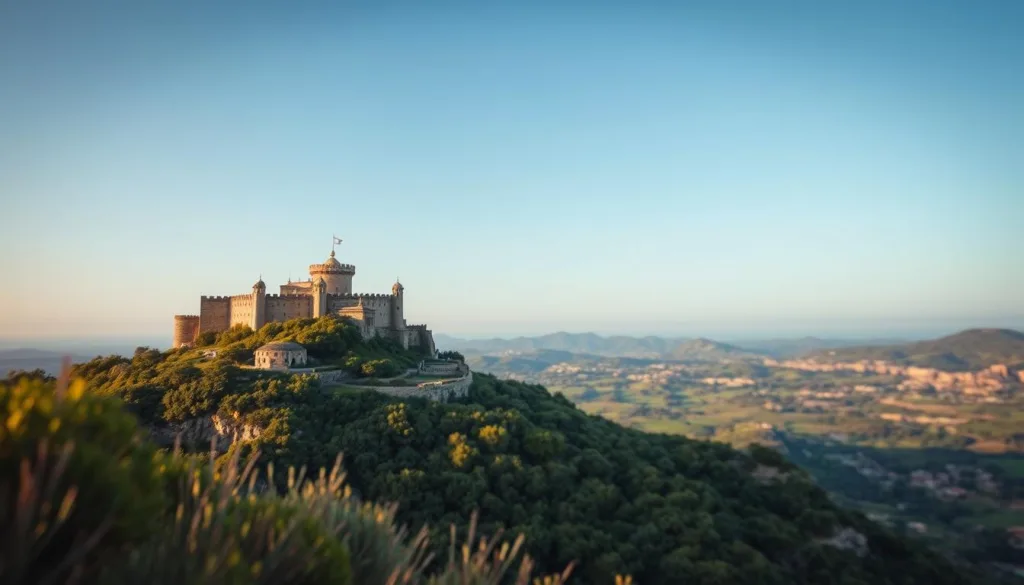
[
  {"left": 808, "top": 328, "right": 1024, "bottom": 370},
  {"left": 2, "top": 316, "right": 994, "bottom": 584}
]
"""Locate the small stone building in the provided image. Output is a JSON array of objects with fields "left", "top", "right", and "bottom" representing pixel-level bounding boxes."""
[{"left": 255, "top": 341, "right": 307, "bottom": 370}]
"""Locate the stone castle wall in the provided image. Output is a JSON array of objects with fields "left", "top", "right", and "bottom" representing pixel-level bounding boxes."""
[
  {"left": 408, "top": 325, "right": 436, "bottom": 354},
  {"left": 265, "top": 294, "right": 312, "bottom": 322},
  {"left": 327, "top": 293, "right": 395, "bottom": 329},
  {"left": 199, "top": 296, "right": 231, "bottom": 333},
  {"left": 229, "top": 294, "right": 254, "bottom": 329}
]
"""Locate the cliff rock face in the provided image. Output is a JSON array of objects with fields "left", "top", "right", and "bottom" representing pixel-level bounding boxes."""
[
  {"left": 764, "top": 359, "right": 1020, "bottom": 394},
  {"left": 150, "top": 412, "right": 264, "bottom": 453},
  {"left": 820, "top": 527, "right": 869, "bottom": 557}
]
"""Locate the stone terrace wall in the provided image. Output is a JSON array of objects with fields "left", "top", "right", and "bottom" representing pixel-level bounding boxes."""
[
  {"left": 311, "top": 369, "right": 473, "bottom": 403},
  {"left": 419, "top": 360, "right": 461, "bottom": 375},
  {"left": 313, "top": 369, "right": 348, "bottom": 384},
  {"left": 376, "top": 371, "right": 473, "bottom": 403}
]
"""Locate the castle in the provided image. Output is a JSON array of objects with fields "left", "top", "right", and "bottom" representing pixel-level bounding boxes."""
[{"left": 172, "top": 240, "right": 435, "bottom": 354}]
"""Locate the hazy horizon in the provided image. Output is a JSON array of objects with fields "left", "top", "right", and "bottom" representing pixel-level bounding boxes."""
[
  {"left": 4, "top": 318, "right": 1023, "bottom": 355},
  {"left": 2, "top": 0, "right": 1022, "bottom": 339}
]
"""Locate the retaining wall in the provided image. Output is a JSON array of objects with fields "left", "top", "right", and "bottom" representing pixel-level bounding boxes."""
[{"left": 312, "top": 369, "right": 472, "bottom": 403}]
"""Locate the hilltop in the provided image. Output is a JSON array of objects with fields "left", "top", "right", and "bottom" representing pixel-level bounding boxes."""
[
  {"left": 806, "top": 328, "right": 1024, "bottom": 371},
  {"left": 2, "top": 316, "right": 991, "bottom": 584}
]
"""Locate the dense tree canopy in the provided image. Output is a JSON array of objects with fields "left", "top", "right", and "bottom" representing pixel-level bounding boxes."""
[{"left": 22, "top": 316, "right": 992, "bottom": 584}]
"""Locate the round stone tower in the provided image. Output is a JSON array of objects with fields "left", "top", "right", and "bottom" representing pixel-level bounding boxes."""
[
  {"left": 309, "top": 250, "right": 356, "bottom": 295},
  {"left": 391, "top": 279, "right": 405, "bottom": 330},
  {"left": 172, "top": 315, "right": 200, "bottom": 348},
  {"left": 252, "top": 278, "right": 267, "bottom": 331}
]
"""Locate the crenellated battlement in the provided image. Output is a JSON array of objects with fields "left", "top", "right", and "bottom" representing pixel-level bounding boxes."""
[
  {"left": 200, "top": 295, "right": 232, "bottom": 301},
  {"left": 328, "top": 292, "right": 395, "bottom": 300},
  {"left": 309, "top": 263, "right": 356, "bottom": 274},
  {"left": 264, "top": 294, "right": 311, "bottom": 300},
  {"left": 174, "top": 314, "right": 200, "bottom": 320}
]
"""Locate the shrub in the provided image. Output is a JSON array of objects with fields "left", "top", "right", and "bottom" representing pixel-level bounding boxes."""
[
  {"left": 0, "top": 368, "right": 168, "bottom": 585},
  {"left": 362, "top": 359, "right": 399, "bottom": 378},
  {"left": 429, "top": 511, "right": 574, "bottom": 585},
  {"left": 282, "top": 456, "right": 430, "bottom": 584},
  {"left": 221, "top": 346, "right": 255, "bottom": 365},
  {"left": 99, "top": 450, "right": 351, "bottom": 585},
  {"left": 194, "top": 331, "right": 218, "bottom": 347}
]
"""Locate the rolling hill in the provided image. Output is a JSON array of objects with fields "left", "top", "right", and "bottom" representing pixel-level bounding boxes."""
[
  {"left": 437, "top": 332, "right": 913, "bottom": 360},
  {"left": 731, "top": 336, "right": 909, "bottom": 358},
  {"left": 806, "top": 328, "right": 1024, "bottom": 371},
  {"left": 435, "top": 332, "right": 683, "bottom": 358}
]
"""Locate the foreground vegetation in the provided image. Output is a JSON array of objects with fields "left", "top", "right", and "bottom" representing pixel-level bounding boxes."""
[
  {"left": 1, "top": 370, "right": 576, "bottom": 585},
  {"left": 1, "top": 316, "right": 998, "bottom": 584}
]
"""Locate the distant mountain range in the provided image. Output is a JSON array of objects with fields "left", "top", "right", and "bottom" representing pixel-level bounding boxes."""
[
  {"left": 434, "top": 332, "right": 684, "bottom": 358},
  {"left": 726, "top": 336, "right": 911, "bottom": 358},
  {"left": 435, "top": 332, "right": 906, "bottom": 360},
  {"left": 440, "top": 328, "right": 1024, "bottom": 371}
]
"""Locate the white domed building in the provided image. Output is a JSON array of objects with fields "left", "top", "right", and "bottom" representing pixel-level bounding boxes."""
[{"left": 255, "top": 341, "right": 308, "bottom": 370}]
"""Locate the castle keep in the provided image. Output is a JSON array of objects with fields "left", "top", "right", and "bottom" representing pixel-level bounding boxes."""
[{"left": 173, "top": 242, "right": 435, "bottom": 353}]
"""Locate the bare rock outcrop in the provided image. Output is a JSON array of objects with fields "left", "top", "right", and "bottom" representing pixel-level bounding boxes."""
[
  {"left": 150, "top": 412, "right": 264, "bottom": 453},
  {"left": 819, "top": 527, "right": 868, "bottom": 557},
  {"left": 751, "top": 464, "right": 790, "bottom": 485}
]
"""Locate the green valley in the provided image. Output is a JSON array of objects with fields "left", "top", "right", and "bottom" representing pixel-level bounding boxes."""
[{"left": 458, "top": 329, "right": 1024, "bottom": 580}]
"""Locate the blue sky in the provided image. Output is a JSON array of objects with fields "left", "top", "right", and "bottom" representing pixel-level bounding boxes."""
[{"left": 1, "top": 0, "right": 1022, "bottom": 343}]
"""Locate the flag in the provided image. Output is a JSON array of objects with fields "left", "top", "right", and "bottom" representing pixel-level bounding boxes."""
[{"left": 333, "top": 236, "right": 342, "bottom": 245}]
